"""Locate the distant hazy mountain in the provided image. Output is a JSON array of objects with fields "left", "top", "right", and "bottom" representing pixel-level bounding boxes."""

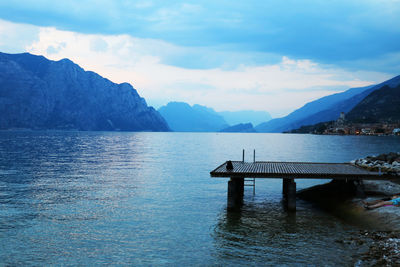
[
  {"left": 0, "top": 52, "right": 169, "bottom": 131},
  {"left": 157, "top": 102, "right": 228, "bottom": 132},
  {"left": 346, "top": 84, "right": 400, "bottom": 123},
  {"left": 220, "top": 123, "right": 256, "bottom": 133},
  {"left": 218, "top": 110, "right": 271, "bottom": 126},
  {"left": 255, "top": 75, "right": 400, "bottom": 132}
]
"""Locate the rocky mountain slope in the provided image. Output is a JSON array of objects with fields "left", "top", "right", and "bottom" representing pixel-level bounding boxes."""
[
  {"left": 346, "top": 84, "right": 400, "bottom": 123},
  {"left": 0, "top": 52, "right": 169, "bottom": 131}
]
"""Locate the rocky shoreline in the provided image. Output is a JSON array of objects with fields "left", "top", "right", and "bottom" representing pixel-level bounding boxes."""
[
  {"left": 351, "top": 152, "right": 400, "bottom": 174},
  {"left": 298, "top": 153, "right": 400, "bottom": 266},
  {"left": 357, "top": 179, "right": 400, "bottom": 266},
  {"left": 356, "top": 230, "right": 400, "bottom": 266},
  {"left": 298, "top": 180, "right": 400, "bottom": 266}
]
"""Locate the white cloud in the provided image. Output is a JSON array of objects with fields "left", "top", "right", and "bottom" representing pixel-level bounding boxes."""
[
  {"left": 0, "top": 19, "right": 393, "bottom": 117},
  {"left": 0, "top": 19, "right": 39, "bottom": 53}
]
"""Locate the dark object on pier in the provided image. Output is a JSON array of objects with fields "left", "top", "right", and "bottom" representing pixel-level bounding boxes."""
[
  {"left": 226, "top": 160, "right": 233, "bottom": 170},
  {"left": 210, "top": 161, "right": 398, "bottom": 212}
]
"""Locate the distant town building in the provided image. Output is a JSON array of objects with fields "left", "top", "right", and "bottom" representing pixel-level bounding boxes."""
[
  {"left": 394, "top": 128, "right": 400, "bottom": 135},
  {"left": 361, "top": 128, "right": 372, "bottom": 135},
  {"left": 335, "top": 112, "right": 346, "bottom": 126}
]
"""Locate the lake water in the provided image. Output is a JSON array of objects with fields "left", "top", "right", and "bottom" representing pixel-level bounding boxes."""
[{"left": 1, "top": 131, "right": 400, "bottom": 266}]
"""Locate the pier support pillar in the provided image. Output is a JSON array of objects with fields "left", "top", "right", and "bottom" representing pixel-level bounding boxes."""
[
  {"left": 227, "top": 177, "right": 244, "bottom": 211},
  {"left": 282, "top": 178, "right": 290, "bottom": 197},
  {"left": 355, "top": 180, "right": 366, "bottom": 198},
  {"left": 287, "top": 179, "right": 296, "bottom": 212}
]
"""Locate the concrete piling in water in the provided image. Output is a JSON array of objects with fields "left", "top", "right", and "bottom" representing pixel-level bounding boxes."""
[
  {"left": 282, "top": 178, "right": 290, "bottom": 197},
  {"left": 227, "top": 177, "right": 244, "bottom": 211},
  {"left": 287, "top": 179, "right": 296, "bottom": 211}
]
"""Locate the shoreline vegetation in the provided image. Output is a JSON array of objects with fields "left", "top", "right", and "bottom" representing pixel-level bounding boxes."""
[{"left": 298, "top": 153, "right": 400, "bottom": 265}]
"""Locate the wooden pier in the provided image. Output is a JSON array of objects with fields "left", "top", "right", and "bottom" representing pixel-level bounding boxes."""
[{"left": 210, "top": 161, "right": 397, "bottom": 211}]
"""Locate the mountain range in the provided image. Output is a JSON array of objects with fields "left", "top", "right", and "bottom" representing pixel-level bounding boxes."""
[
  {"left": 158, "top": 102, "right": 271, "bottom": 132},
  {"left": 218, "top": 110, "right": 271, "bottom": 126},
  {"left": 0, "top": 52, "right": 169, "bottom": 131},
  {"left": 157, "top": 74, "right": 400, "bottom": 133},
  {"left": 2, "top": 52, "right": 398, "bottom": 134},
  {"left": 157, "top": 102, "right": 228, "bottom": 132},
  {"left": 255, "top": 75, "right": 400, "bottom": 132}
]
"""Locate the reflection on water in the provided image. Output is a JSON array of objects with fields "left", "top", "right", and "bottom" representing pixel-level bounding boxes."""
[{"left": 0, "top": 131, "right": 399, "bottom": 265}]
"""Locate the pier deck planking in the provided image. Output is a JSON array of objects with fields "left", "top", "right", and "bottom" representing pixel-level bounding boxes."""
[{"left": 210, "top": 161, "right": 396, "bottom": 180}]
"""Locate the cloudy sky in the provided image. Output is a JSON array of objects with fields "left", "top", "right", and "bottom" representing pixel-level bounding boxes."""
[{"left": 0, "top": 0, "right": 399, "bottom": 117}]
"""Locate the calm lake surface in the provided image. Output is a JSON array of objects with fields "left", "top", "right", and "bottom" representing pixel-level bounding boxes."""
[{"left": 1, "top": 131, "right": 400, "bottom": 266}]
